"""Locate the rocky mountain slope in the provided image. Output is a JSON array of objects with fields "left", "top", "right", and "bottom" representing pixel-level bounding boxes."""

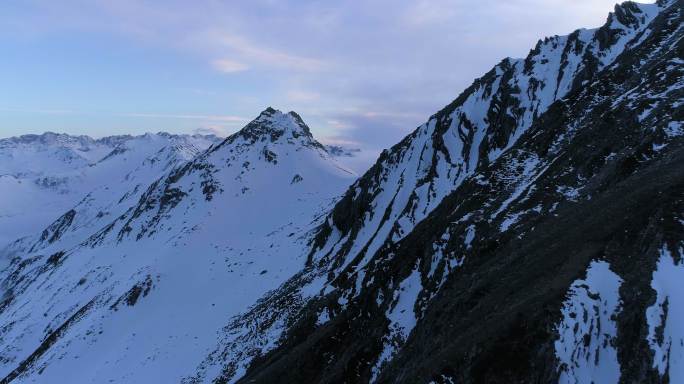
[
  {"left": 178, "top": 1, "right": 683, "bottom": 383},
  {"left": 0, "top": 109, "right": 355, "bottom": 383}
]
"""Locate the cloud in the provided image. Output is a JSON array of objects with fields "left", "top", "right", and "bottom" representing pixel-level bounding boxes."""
[
  {"left": 208, "top": 31, "right": 326, "bottom": 72},
  {"left": 211, "top": 59, "right": 249, "bottom": 73}
]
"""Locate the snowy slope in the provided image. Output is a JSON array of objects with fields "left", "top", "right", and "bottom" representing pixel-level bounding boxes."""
[
  {"left": 555, "top": 261, "right": 623, "bottom": 384},
  {"left": 0, "top": 132, "right": 116, "bottom": 176},
  {"left": 0, "top": 109, "right": 355, "bottom": 383},
  {"left": 0, "top": 132, "right": 219, "bottom": 248},
  {"left": 0, "top": 132, "right": 116, "bottom": 246},
  {"left": 646, "top": 246, "right": 684, "bottom": 383}
]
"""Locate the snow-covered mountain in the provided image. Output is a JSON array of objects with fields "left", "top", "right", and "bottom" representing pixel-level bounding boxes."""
[
  {"left": 180, "top": 1, "right": 683, "bottom": 383},
  {"left": 0, "top": 132, "right": 219, "bottom": 247},
  {"left": 0, "top": 1, "right": 682, "bottom": 383},
  {"left": 0, "top": 109, "right": 355, "bottom": 383}
]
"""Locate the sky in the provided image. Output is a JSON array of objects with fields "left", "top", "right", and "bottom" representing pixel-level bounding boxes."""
[{"left": 0, "top": 0, "right": 645, "bottom": 157}]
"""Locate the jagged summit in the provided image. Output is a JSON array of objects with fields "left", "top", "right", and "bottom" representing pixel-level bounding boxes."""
[
  {"left": 225, "top": 107, "right": 322, "bottom": 148},
  {"left": 215, "top": 108, "right": 328, "bottom": 157},
  {"left": 609, "top": 1, "right": 655, "bottom": 27},
  {"left": 513, "top": 0, "right": 662, "bottom": 80}
]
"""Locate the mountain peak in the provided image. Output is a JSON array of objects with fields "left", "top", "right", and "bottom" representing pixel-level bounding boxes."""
[
  {"left": 607, "top": 1, "right": 660, "bottom": 29},
  {"left": 255, "top": 107, "right": 313, "bottom": 136},
  {"left": 225, "top": 108, "right": 324, "bottom": 151}
]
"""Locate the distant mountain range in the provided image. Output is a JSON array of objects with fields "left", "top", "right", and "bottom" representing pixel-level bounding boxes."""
[
  {"left": 0, "top": 131, "right": 220, "bottom": 246},
  {"left": 0, "top": 1, "right": 682, "bottom": 383}
]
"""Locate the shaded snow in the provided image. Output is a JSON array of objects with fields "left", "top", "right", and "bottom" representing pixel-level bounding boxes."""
[
  {"left": 555, "top": 261, "right": 623, "bottom": 384},
  {"left": 646, "top": 245, "right": 684, "bottom": 382},
  {"left": 370, "top": 267, "right": 422, "bottom": 382}
]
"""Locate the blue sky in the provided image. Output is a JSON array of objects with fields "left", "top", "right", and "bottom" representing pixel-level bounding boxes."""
[{"left": 1, "top": 0, "right": 641, "bottom": 152}]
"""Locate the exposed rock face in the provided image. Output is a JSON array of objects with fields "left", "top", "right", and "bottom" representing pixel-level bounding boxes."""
[{"left": 183, "top": 1, "right": 683, "bottom": 383}]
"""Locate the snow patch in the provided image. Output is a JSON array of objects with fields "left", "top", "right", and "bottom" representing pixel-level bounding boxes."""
[
  {"left": 555, "top": 260, "right": 623, "bottom": 384},
  {"left": 646, "top": 245, "right": 684, "bottom": 382},
  {"left": 370, "top": 268, "right": 422, "bottom": 382}
]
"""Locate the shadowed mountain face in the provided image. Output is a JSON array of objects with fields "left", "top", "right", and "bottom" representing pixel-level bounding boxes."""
[{"left": 0, "top": 1, "right": 682, "bottom": 384}]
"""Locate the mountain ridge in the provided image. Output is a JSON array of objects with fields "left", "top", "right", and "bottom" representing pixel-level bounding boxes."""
[
  {"left": 179, "top": 1, "right": 683, "bottom": 382},
  {"left": 0, "top": 1, "right": 681, "bottom": 383}
]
